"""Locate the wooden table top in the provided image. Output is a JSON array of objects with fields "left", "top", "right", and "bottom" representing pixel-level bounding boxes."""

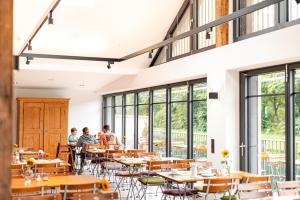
[
  {"left": 113, "top": 157, "right": 183, "bottom": 167},
  {"left": 157, "top": 171, "right": 253, "bottom": 183},
  {"left": 11, "top": 175, "right": 101, "bottom": 189}
]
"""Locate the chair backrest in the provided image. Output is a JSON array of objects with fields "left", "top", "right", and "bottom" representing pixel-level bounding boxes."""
[
  {"left": 85, "top": 144, "right": 100, "bottom": 150},
  {"left": 12, "top": 194, "right": 61, "bottom": 200},
  {"left": 106, "top": 150, "right": 124, "bottom": 154},
  {"left": 60, "top": 183, "right": 98, "bottom": 200},
  {"left": 12, "top": 186, "right": 44, "bottom": 196},
  {"left": 11, "top": 164, "right": 24, "bottom": 170},
  {"left": 11, "top": 169, "right": 24, "bottom": 177},
  {"left": 56, "top": 143, "right": 74, "bottom": 173},
  {"left": 241, "top": 175, "right": 270, "bottom": 183},
  {"left": 160, "top": 163, "right": 190, "bottom": 171},
  {"left": 36, "top": 163, "right": 57, "bottom": 169},
  {"left": 238, "top": 182, "right": 273, "bottom": 200},
  {"left": 276, "top": 181, "right": 300, "bottom": 197},
  {"left": 146, "top": 160, "right": 170, "bottom": 171},
  {"left": 137, "top": 152, "right": 158, "bottom": 158},
  {"left": 174, "top": 159, "right": 195, "bottom": 164},
  {"left": 202, "top": 177, "right": 236, "bottom": 194},
  {"left": 73, "top": 192, "right": 119, "bottom": 200},
  {"left": 37, "top": 167, "right": 68, "bottom": 176},
  {"left": 127, "top": 149, "right": 146, "bottom": 153}
]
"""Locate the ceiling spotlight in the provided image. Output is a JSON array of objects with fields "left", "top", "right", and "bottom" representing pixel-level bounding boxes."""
[
  {"left": 206, "top": 27, "right": 213, "bottom": 40},
  {"left": 28, "top": 40, "right": 32, "bottom": 51},
  {"left": 107, "top": 61, "right": 114, "bottom": 69},
  {"left": 48, "top": 10, "right": 54, "bottom": 25},
  {"left": 26, "top": 57, "right": 30, "bottom": 65},
  {"left": 148, "top": 50, "right": 153, "bottom": 59},
  {"left": 25, "top": 57, "right": 33, "bottom": 65}
]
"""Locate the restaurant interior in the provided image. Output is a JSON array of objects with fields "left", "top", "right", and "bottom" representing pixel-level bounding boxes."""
[{"left": 2, "top": 0, "right": 300, "bottom": 199}]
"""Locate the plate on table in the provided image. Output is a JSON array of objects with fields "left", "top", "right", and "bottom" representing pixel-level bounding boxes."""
[{"left": 200, "top": 173, "right": 215, "bottom": 177}]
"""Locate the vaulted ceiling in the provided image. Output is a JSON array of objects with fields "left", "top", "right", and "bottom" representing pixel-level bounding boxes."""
[{"left": 13, "top": 0, "right": 184, "bottom": 91}]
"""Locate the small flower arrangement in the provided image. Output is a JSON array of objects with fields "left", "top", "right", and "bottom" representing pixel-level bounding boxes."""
[
  {"left": 26, "top": 158, "right": 35, "bottom": 167},
  {"left": 100, "top": 179, "right": 110, "bottom": 192},
  {"left": 154, "top": 143, "right": 159, "bottom": 148},
  {"left": 221, "top": 149, "right": 231, "bottom": 175}
]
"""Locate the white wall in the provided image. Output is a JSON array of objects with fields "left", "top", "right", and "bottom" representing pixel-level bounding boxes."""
[
  {"left": 13, "top": 88, "right": 102, "bottom": 143},
  {"left": 98, "top": 23, "right": 300, "bottom": 169}
]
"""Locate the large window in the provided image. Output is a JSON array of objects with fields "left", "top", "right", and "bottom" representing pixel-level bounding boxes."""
[
  {"left": 104, "top": 97, "right": 112, "bottom": 127},
  {"left": 102, "top": 78, "right": 207, "bottom": 157},
  {"left": 171, "top": 86, "right": 188, "bottom": 158},
  {"left": 138, "top": 91, "right": 150, "bottom": 151},
  {"left": 114, "top": 95, "right": 123, "bottom": 141},
  {"left": 192, "top": 83, "right": 207, "bottom": 159},
  {"left": 125, "top": 93, "right": 135, "bottom": 149},
  {"left": 153, "top": 89, "right": 167, "bottom": 156},
  {"left": 241, "top": 63, "right": 300, "bottom": 181}
]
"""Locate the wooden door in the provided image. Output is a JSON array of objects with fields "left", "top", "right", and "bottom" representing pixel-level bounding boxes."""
[
  {"left": 21, "top": 103, "right": 44, "bottom": 150},
  {"left": 44, "top": 102, "right": 68, "bottom": 157}
]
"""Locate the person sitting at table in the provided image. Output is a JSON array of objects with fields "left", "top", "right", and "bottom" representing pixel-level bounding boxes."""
[
  {"left": 68, "top": 127, "right": 78, "bottom": 144},
  {"left": 99, "top": 125, "right": 122, "bottom": 147},
  {"left": 76, "top": 127, "right": 98, "bottom": 174}
]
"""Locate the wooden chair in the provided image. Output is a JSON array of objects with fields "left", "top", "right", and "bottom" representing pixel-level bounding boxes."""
[
  {"left": 241, "top": 175, "right": 271, "bottom": 183},
  {"left": 160, "top": 163, "right": 190, "bottom": 171},
  {"left": 73, "top": 192, "right": 119, "bottom": 200},
  {"left": 11, "top": 169, "right": 24, "bottom": 178},
  {"left": 56, "top": 143, "right": 75, "bottom": 173},
  {"left": 137, "top": 152, "right": 158, "bottom": 158},
  {"left": 12, "top": 194, "right": 61, "bottom": 200},
  {"left": 37, "top": 166, "right": 68, "bottom": 176},
  {"left": 127, "top": 149, "right": 146, "bottom": 153},
  {"left": 12, "top": 186, "right": 44, "bottom": 196},
  {"left": 237, "top": 182, "right": 273, "bottom": 200},
  {"left": 173, "top": 159, "right": 195, "bottom": 164},
  {"left": 11, "top": 164, "right": 24, "bottom": 169},
  {"left": 276, "top": 181, "right": 300, "bottom": 197},
  {"left": 197, "top": 177, "right": 237, "bottom": 200},
  {"left": 60, "top": 183, "right": 99, "bottom": 200}
]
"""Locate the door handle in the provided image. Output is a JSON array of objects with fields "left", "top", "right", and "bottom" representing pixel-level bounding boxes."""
[{"left": 240, "top": 142, "right": 246, "bottom": 157}]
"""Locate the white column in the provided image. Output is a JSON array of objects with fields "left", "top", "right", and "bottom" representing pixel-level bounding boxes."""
[{"left": 207, "top": 69, "right": 240, "bottom": 170}]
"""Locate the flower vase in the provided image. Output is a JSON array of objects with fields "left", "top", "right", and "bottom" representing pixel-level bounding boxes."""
[{"left": 24, "top": 166, "right": 34, "bottom": 185}]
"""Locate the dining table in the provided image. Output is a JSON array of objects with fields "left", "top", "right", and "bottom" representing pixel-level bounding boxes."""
[{"left": 11, "top": 158, "right": 70, "bottom": 169}]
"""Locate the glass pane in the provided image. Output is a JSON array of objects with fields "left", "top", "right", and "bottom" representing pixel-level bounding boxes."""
[
  {"left": 114, "top": 107, "right": 123, "bottom": 141},
  {"left": 289, "top": 0, "right": 300, "bottom": 21},
  {"left": 239, "top": 0, "right": 275, "bottom": 36},
  {"left": 193, "top": 101, "right": 207, "bottom": 159},
  {"left": 153, "top": 89, "right": 166, "bottom": 103},
  {"left": 125, "top": 106, "right": 134, "bottom": 149},
  {"left": 115, "top": 95, "right": 122, "bottom": 106},
  {"left": 295, "top": 69, "right": 300, "bottom": 92},
  {"left": 138, "top": 91, "right": 149, "bottom": 104},
  {"left": 126, "top": 93, "right": 134, "bottom": 105},
  {"left": 171, "top": 102, "right": 187, "bottom": 158},
  {"left": 193, "top": 83, "right": 207, "bottom": 100},
  {"left": 248, "top": 71, "right": 285, "bottom": 96},
  {"left": 171, "top": 86, "right": 188, "bottom": 101},
  {"left": 138, "top": 105, "right": 149, "bottom": 151},
  {"left": 106, "top": 107, "right": 112, "bottom": 127},
  {"left": 106, "top": 97, "right": 112, "bottom": 107},
  {"left": 154, "top": 46, "right": 167, "bottom": 66},
  {"left": 153, "top": 104, "right": 166, "bottom": 156},
  {"left": 295, "top": 94, "right": 300, "bottom": 180}
]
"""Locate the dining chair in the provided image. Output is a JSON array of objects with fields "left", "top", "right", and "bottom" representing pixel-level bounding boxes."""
[
  {"left": 137, "top": 160, "right": 169, "bottom": 199},
  {"left": 160, "top": 163, "right": 198, "bottom": 199},
  {"left": 60, "top": 183, "right": 99, "bottom": 200},
  {"left": 237, "top": 182, "right": 273, "bottom": 200},
  {"left": 173, "top": 159, "right": 195, "bottom": 164},
  {"left": 197, "top": 177, "right": 237, "bottom": 200},
  {"left": 37, "top": 166, "right": 68, "bottom": 176},
  {"left": 56, "top": 143, "right": 75, "bottom": 173},
  {"left": 101, "top": 151, "right": 124, "bottom": 180},
  {"left": 241, "top": 175, "right": 271, "bottom": 183},
  {"left": 12, "top": 186, "right": 46, "bottom": 197},
  {"left": 73, "top": 192, "right": 119, "bottom": 200},
  {"left": 276, "top": 181, "right": 300, "bottom": 197},
  {"left": 12, "top": 194, "right": 62, "bottom": 200},
  {"left": 127, "top": 149, "right": 146, "bottom": 153},
  {"left": 136, "top": 152, "right": 158, "bottom": 158},
  {"left": 11, "top": 164, "right": 24, "bottom": 170},
  {"left": 11, "top": 168, "right": 24, "bottom": 178}
]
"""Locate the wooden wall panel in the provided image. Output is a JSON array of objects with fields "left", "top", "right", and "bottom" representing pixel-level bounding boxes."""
[
  {"left": 216, "top": 0, "right": 229, "bottom": 47},
  {"left": 0, "top": 0, "right": 13, "bottom": 198}
]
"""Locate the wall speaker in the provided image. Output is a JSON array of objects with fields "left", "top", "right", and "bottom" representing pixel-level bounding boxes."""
[{"left": 208, "top": 92, "right": 218, "bottom": 99}]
